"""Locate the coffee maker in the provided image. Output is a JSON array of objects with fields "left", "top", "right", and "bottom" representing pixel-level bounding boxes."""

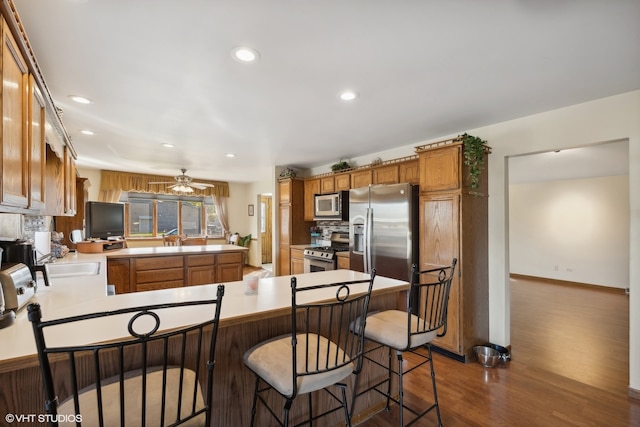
[{"left": 0, "top": 241, "right": 50, "bottom": 286}]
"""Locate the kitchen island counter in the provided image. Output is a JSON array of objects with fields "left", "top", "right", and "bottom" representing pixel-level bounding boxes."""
[{"left": 0, "top": 256, "right": 407, "bottom": 426}]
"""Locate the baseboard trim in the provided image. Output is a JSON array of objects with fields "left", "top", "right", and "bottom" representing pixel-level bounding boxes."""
[
  {"left": 431, "top": 345, "right": 467, "bottom": 363},
  {"left": 629, "top": 387, "right": 640, "bottom": 400},
  {"left": 509, "top": 274, "right": 627, "bottom": 294}
]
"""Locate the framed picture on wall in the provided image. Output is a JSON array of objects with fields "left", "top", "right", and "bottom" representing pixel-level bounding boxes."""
[{"left": 248, "top": 204, "right": 254, "bottom": 216}]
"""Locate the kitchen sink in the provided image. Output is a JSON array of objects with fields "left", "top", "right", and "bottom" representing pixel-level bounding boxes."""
[{"left": 45, "top": 262, "right": 101, "bottom": 278}]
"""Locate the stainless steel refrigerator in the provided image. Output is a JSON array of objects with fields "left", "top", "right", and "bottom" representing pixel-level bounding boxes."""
[{"left": 349, "top": 183, "right": 418, "bottom": 281}]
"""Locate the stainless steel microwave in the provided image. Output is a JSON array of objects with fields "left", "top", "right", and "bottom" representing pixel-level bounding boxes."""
[{"left": 314, "top": 191, "right": 349, "bottom": 220}]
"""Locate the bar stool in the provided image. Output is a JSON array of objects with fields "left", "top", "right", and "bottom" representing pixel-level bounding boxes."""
[
  {"left": 243, "top": 272, "right": 376, "bottom": 426},
  {"left": 358, "top": 259, "right": 457, "bottom": 426}
]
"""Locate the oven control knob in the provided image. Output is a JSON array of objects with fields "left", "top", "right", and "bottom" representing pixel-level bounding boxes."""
[{"left": 16, "top": 287, "right": 25, "bottom": 296}]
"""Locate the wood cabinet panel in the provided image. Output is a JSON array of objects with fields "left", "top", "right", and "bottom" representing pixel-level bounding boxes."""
[
  {"left": 43, "top": 145, "right": 64, "bottom": 215},
  {"left": 278, "top": 179, "right": 292, "bottom": 204},
  {"left": 1, "top": 17, "right": 29, "bottom": 209},
  {"left": 217, "top": 252, "right": 243, "bottom": 264},
  {"left": 304, "top": 178, "right": 320, "bottom": 221},
  {"left": 63, "top": 147, "right": 76, "bottom": 215},
  {"left": 106, "top": 258, "right": 130, "bottom": 295},
  {"left": 351, "top": 170, "right": 372, "bottom": 189},
  {"left": 135, "top": 256, "right": 184, "bottom": 270},
  {"left": 136, "top": 267, "right": 184, "bottom": 284},
  {"left": 187, "top": 265, "right": 215, "bottom": 286},
  {"left": 420, "top": 145, "right": 461, "bottom": 192},
  {"left": 279, "top": 243, "right": 291, "bottom": 276},
  {"left": 28, "top": 75, "right": 45, "bottom": 211},
  {"left": 186, "top": 254, "right": 215, "bottom": 266},
  {"left": 290, "top": 248, "right": 305, "bottom": 275},
  {"left": 337, "top": 253, "right": 350, "bottom": 270},
  {"left": 277, "top": 178, "right": 313, "bottom": 276},
  {"left": 372, "top": 164, "right": 399, "bottom": 185},
  {"left": 399, "top": 159, "right": 420, "bottom": 184},
  {"left": 334, "top": 173, "right": 350, "bottom": 191},
  {"left": 320, "top": 176, "right": 335, "bottom": 194},
  {"left": 217, "top": 263, "right": 242, "bottom": 282}
]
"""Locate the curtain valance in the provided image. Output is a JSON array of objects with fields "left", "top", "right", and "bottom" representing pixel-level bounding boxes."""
[{"left": 99, "top": 170, "right": 230, "bottom": 200}]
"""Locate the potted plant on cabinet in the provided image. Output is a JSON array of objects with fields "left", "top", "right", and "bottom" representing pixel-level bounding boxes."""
[
  {"left": 330, "top": 159, "right": 351, "bottom": 173},
  {"left": 461, "top": 133, "right": 488, "bottom": 190}
]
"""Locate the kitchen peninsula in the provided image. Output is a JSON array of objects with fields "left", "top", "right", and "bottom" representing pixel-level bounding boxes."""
[
  {"left": 104, "top": 244, "right": 249, "bottom": 294},
  {"left": 0, "top": 252, "right": 407, "bottom": 426}
]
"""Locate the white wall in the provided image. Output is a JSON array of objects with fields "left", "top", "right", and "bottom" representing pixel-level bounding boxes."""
[
  {"left": 509, "top": 175, "right": 629, "bottom": 288},
  {"left": 306, "top": 89, "right": 640, "bottom": 393}
]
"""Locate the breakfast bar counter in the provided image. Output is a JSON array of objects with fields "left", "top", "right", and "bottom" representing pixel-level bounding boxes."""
[{"left": 0, "top": 253, "right": 407, "bottom": 426}]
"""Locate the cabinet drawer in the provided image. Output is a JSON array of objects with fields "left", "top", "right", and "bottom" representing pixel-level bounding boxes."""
[
  {"left": 136, "top": 280, "right": 185, "bottom": 292},
  {"left": 187, "top": 254, "right": 216, "bottom": 266},
  {"left": 218, "top": 252, "right": 243, "bottom": 264},
  {"left": 135, "top": 256, "right": 184, "bottom": 270},
  {"left": 137, "top": 267, "right": 184, "bottom": 284}
]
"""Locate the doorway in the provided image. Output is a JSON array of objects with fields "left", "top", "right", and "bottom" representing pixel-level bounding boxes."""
[
  {"left": 507, "top": 140, "right": 629, "bottom": 393},
  {"left": 260, "top": 195, "right": 273, "bottom": 270}
]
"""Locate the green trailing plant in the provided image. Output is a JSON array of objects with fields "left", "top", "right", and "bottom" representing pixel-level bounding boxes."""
[
  {"left": 330, "top": 159, "right": 351, "bottom": 172},
  {"left": 461, "top": 133, "right": 487, "bottom": 190}
]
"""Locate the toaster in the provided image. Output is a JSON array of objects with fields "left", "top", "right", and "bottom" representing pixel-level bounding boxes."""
[{"left": 0, "top": 263, "right": 37, "bottom": 312}]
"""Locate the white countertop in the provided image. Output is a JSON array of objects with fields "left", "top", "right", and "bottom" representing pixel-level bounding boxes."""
[
  {"left": 105, "top": 244, "right": 248, "bottom": 258},
  {"left": 0, "top": 252, "right": 407, "bottom": 367}
]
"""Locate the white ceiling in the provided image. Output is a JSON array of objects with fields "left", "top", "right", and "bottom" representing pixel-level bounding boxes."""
[{"left": 12, "top": 0, "right": 640, "bottom": 184}]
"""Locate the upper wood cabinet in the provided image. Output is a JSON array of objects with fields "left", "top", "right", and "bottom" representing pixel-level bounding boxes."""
[
  {"left": 419, "top": 144, "right": 461, "bottom": 192},
  {"left": 43, "top": 143, "right": 76, "bottom": 216},
  {"left": 351, "top": 169, "right": 372, "bottom": 189},
  {"left": 334, "top": 173, "right": 350, "bottom": 191},
  {"left": 28, "top": 75, "right": 46, "bottom": 211},
  {"left": 372, "top": 164, "right": 399, "bottom": 185},
  {"left": 304, "top": 178, "right": 320, "bottom": 221},
  {"left": 63, "top": 146, "right": 76, "bottom": 215},
  {"left": 320, "top": 176, "right": 335, "bottom": 194},
  {"left": 399, "top": 159, "right": 420, "bottom": 184},
  {"left": 1, "top": 16, "right": 29, "bottom": 210}
]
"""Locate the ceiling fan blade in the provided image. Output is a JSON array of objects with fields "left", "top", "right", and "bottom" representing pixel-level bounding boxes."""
[{"left": 190, "top": 182, "right": 216, "bottom": 189}]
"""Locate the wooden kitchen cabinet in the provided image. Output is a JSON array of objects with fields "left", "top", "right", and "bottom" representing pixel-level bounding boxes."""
[
  {"left": 336, "top": 252, "right": 350, "bottom": 270},
  {"left": 351, "top": 169, "right": 372, "bottom": 189},
  {"left": 186, "top": 254, "right": 216, "bottom": 286},
  {"left": 28, "top": 75, "right": 46, "bottom": 211},
  {"left": 372, "top": 164, "right": 399, "bottom": 185},
  {"left": 53, "top": 177, "right": 89, "bottom": 249},
  {"left": 304, "top": 178, "right": 320, "bottom": 221},
  {"left": 63, "top": 146, "right": 76, "bottom": 215},
  {"left": 1, "top": 16, "right": 29, "bottom": 210},
  {"left": 334, "top": 173, "right": 350, "bottom": 191},
  {"left": 106, "top": 258, "right": 130, "bottom": 295},
  {"left": 290, "top": 247, "right": 305, "bottom": 275},
  {"left": 398, "top": 158, "right": 420, "bottom": 184},
  {"left": 320, "top": 176, "right": 335, "bottom": 194},
  {"left": 416, "top": 140, "right": 489, "bottom": 362},
  {"left": 216, "top": 252, "right": 243, "bottom": 282},
  {"left": 278, "top": 178, "right": 314, "bottom": 275}
]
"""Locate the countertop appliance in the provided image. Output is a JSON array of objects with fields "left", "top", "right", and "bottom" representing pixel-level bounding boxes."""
[
  {"left": 0, "top": 263, "right": 37, "bottom": 313},
  {"left": 349, "top": 183, "right": 418, "bottom": 281},
  {"left": 303, "top": 232, "right": 349, "bottom": 273},
  {"left": 0, "top": 240, "right": 51, "bottom": 286},
  {"left": 313, "top": 191, "right": 349, "bottom": 220}
]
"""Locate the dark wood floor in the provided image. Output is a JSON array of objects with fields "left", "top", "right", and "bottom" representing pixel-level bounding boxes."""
[{"left": 356, "top": 276, "right": 639, "bottom": 426}]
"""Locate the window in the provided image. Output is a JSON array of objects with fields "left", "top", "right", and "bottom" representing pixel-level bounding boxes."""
[{"left": 121, "top": 192, "right": 223, "bottom": 238}]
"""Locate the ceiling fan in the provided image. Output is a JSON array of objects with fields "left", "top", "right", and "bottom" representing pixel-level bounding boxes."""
[{"left": 148, "top": 168, "right": 215, "bottom": 193}]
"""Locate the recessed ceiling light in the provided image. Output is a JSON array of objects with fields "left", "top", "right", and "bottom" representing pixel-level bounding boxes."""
[
  {"left": 80, "top": 130, "right": 94, "bottom": 135},
  {"left": 161, "top": 143, "right": 175, "bottom": 148},
  {"left": 339, "top": 90, "right": 359, "bottom": 101},
  {"left": 231, "top": 47, "right": 260, "bottom": 63},
  {"left": 226, "top": 153, "right": 236, "bottom": 158},
  {"left": 69, "top": 95, "right": 92, "bottom": 104}
]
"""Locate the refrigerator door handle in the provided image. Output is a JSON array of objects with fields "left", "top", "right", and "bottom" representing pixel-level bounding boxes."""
[{"left": 364, "top": 207, "right": 373, "bottom": 274}]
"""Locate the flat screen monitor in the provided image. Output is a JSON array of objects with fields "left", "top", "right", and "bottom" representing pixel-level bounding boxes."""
[{"left": 85, "top": 201, "right": 125, "bottom": 240}]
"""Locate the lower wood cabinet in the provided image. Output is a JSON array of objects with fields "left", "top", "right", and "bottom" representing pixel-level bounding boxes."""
[
  {"left": 107, "top": 251, "right": 244, "bottom": 294},
  {"left": 290, "top": 248, "right": 305, "bottom": 275},
  {"left": 336, "top": 253, "right": 350, "bottom": 270}
]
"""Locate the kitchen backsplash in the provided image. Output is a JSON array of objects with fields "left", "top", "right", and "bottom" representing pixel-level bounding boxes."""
[{"left": 0, "top": 213, "right": 53, "bottom": 241}]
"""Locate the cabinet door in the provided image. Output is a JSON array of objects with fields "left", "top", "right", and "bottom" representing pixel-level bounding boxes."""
[
  {"left": 419, "top": 145, "right": 461, "bottom": 192},
  {"left": 1, "top": 18, "right": 29, "bottom": 209},
  {"left": 279, "top": 243, "right": 291, "bottom": 276},
  {"left": 372, "top": 165, "right": 399, "bottom": 185},
  {"left": 334, "top": 173, "right": 350, "bottom": 191},
  {"left": 304, "top": 178, "right": 320, "bottom": 221},
  {"left": 320, "top": 176, "right": 335, "bottom": 194},
  {"left": 217, "top": 263, "right": 242, "bottom": 282},
  {"left": 188, "top": 265, "right": 216, "bottom": 286},
  {"left": 63, "top": 147, "right": 76, "bottom": 215},
  {"left": 28, "top": 75, "right": 46, "bottom": 211},
  {"left": 279, "top": 204, "right": 291, "bottom": 245},
  {"left": 290, "top": 248, "right": 305, "bottom": 275},
  {"left": 399, "top": 159, "right": 420, "bottom": 184},
  {"left": 420, "top": 193, "right": 461, "bottom": 353},
  {"left": 107, "top": 258, "right": 131, "bottom": 295},
  {"left": 351, "top": 170, "right": 372, "bottom": 189},
  {"left": 279, "top": 179, "right": 292, "bottom": 204},
  {"left": 337, "top": 255, "right": 350, "bottom": 270}
]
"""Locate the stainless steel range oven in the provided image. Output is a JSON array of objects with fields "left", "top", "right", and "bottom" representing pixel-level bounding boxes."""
[{"left": 303, "top": 232, "right": 349, "bottom": 274}]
